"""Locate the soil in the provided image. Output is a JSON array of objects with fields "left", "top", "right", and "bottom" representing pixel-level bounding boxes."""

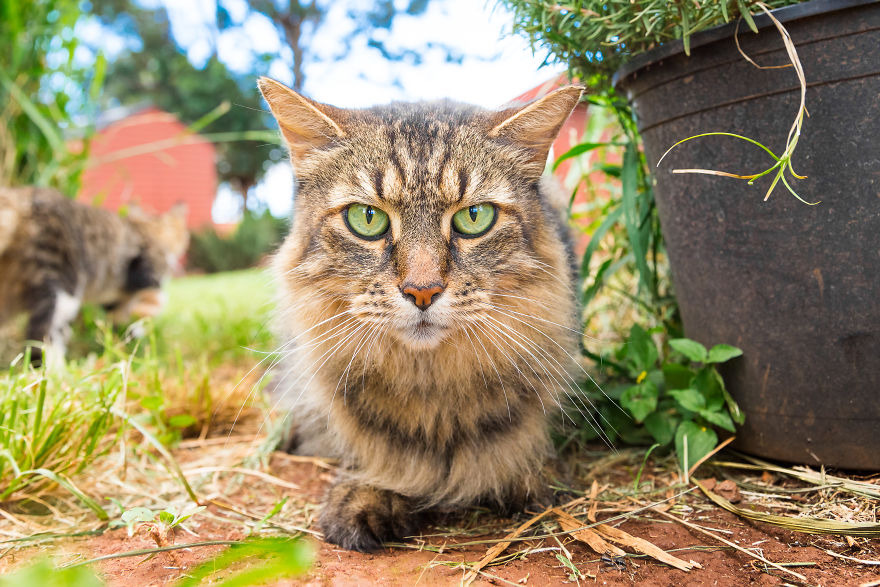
[{"left": 18, "top": 454, "right": 879, "bottom": 587}]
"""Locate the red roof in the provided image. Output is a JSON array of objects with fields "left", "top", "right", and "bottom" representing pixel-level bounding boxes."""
[{"left": 79, "top": 108, "right": 217, "bottom": 228}]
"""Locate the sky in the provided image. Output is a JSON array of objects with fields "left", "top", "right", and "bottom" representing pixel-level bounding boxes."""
[{"left": 86, "top": 0, "right": 565, "bottom": 222}]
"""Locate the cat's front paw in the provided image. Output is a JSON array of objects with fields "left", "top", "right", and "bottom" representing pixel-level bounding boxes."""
[{"left": 319, "top": 480, "right": 421, "bottom": 552}]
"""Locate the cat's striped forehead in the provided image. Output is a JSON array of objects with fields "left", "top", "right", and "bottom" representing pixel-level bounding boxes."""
[{"left": 313, "top": 103, "right": 527, "bottom": 216}]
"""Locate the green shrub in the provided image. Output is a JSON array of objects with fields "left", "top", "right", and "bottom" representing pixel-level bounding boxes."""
[
  {"left": 0, "top": 0, "right": 102, "bottom": 194},
  {"left": 188, "top": 210, "right": 288, "bottom": 273},
  {"left": 502, "top": 0, "right": 801, "bottom": 91}
]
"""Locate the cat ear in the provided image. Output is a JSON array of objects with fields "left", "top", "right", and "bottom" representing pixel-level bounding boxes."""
[
  {"left": 162, "top": 201, "right": 187, "bottom": 220},
  {"left": 258, "top": 77, "right": 347, "bottom": 166},
  {"left": 488, "top": 85, "right": 584, "bottom": 178}
]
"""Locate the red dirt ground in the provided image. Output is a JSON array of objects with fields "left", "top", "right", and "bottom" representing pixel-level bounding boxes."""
[{"left": 33, "top": 455, "right": 880, "bottom": 586}]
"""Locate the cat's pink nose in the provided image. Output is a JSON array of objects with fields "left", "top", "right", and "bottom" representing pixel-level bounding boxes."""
[{"left": 402, "top": 284, "right": 445, "bottom": 311}]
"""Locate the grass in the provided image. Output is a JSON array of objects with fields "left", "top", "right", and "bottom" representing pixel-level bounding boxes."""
[
  {"left": 153, "top": 268, "right": 276, "bottom": 364},
  {"left": 0, "top": 269, "right": 286, "bottom": 571}
]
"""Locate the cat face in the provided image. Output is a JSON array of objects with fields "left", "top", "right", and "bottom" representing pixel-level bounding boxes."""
[{"left": 260, "top": 79, "right": 581, "bottom": 351}]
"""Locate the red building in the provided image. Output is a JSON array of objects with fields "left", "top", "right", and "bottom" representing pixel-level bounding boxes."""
[{"left": 79, "top": 107, "right": 217, "bottom": 228}]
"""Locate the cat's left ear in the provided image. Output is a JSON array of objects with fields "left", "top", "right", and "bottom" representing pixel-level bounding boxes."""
[{"left": 488, "top": 85, "right": 584, "bottom": 179}]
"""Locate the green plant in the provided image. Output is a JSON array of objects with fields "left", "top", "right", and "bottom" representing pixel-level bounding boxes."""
[
  {"left": 0, "top": 559, "right": 102, "bottom": 587},
  {"left": 506, "top": 0, "right": 817, "bottom": 462},
  {"left": 188, "top": 210, "right": 288, "bottom": 273},
  {"left": 587, "top": 325, "right": 744, "bottom": 475},
  {"left": 110, "top": 504, "right": 207, "bottom": 557},
  {"left": 0, "top": 358, "right": 122, "bottom": 508},
  {"left": 501, "top": 0, "right": 801, "bottom": 91},
  {"left": 0, "top": 0, "right": 103, "bottom": 193},
  {"left": 176, "top": 537, "right": 314, "bottom": 586}
]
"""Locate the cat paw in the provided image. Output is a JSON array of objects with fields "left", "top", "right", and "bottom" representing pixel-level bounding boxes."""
[{"left": 319, "top": 481, "right": 421, "bottom": 552}]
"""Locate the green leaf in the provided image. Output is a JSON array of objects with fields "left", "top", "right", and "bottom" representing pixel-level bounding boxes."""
[
  {"left": 668, "top": 388, "right": 706, "bottom": 412},
  {"left": 625, "top": 324, "right": 658, "bottom": 373},
  {"left": 621, "top": 381, "right": 659, "bottom": 423},
  {"left": 0, "top": 559, "right": 102, "bottom": 587},
  {"left": 597, "top": 163, "right": 622, "bottom": 178},
  {"left": 168, "top": 414, "right": 197, "bottom": 429},
  {"left": 17, "top": 469, "right": 108, "bottom": 520},
  {"left": 662, "top": 363, "right": 693, "bottom": 391},
  {"left": 139, "top": 396, "right": 163, "bottom": 411},
  {"left": 644, "top": 411, "right": 677, "bottom": 445},
  {"left": 720, "top": 379, "right": 746, "bottom": 425},
  {"left": 738, "top": 0, "right": 759, "bottom": 33},
  {"left": 707, "top": 344, "right": 743, "bottom": 364},
  {"left": 581, "top": 258, "right": 614, "bottom": 307},
  {"left": 0, "top": 71, "right": 65, "bottom": 152},
  {"left": 669, "top": 338, "right": 708, "bottom": 363},
  {"left": 699, "top": 409, "right": 736, "bottom": 433},
  {"left": 675, "top": 421, "right": 718, "bottom": 474},
  {"left": 692, "top": 367, "right": 725, "bottom": 411},
  {"left": 553, "top": 141, "right": 613, "bottom": 171},
  {"left": 120, "top": 507, "right": 155, "bottom": 526},
  {"left": 176, "top": 538, "right": 314, "bottom": 587},
  {"left": 621, "top": 142, "right": 653, "bottom": 293},
  {"left": 158, "top": 511, "right": 175, "bottom": 525},
  {"left": 580, "top": 205, "right": 623, "bottom": 304}
]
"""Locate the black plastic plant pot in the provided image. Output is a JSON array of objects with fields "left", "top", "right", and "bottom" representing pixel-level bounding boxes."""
[{"left": 614, "top": 0, "right": 880, "bottom": 469}]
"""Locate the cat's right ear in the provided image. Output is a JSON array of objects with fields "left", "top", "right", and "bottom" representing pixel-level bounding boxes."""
[{"left": 258, "top": 77, "right": 347, "bottom": 166}]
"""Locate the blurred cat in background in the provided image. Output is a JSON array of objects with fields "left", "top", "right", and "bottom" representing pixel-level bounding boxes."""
[
  {"left": 260, "top": 77, "right": 584, "bottom": 551},
  {"left": 0, "top": 186, "right": 189, "bottom": 365}
]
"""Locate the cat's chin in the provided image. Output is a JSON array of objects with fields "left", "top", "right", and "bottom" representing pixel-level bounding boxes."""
[{"left": 395, "top": 320, "right": 448, "bottom": 351}]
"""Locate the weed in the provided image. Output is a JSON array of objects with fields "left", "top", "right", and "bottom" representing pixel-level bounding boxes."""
[
  {"left": 581, "top": 325, "right": 744, "bottom": 476},
  {"left": 0, "top": 358, "right": 122, "bottom": 505}
]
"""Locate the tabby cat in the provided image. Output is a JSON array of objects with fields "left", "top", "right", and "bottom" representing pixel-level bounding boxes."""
[
  {"left": 259, "top": 77, "right": 584, "bottom": 552},
  {"left": 0, "top": 186, "right": 189, "bottom": 365}
]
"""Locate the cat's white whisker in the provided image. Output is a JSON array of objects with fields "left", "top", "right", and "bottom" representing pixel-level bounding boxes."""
[
  {"left": 328, "top": 323, "right": 376, "bottom": 420},
  {"left": 256, "top": 318, "right": 367, "bottom": 436},
  {"left": 481, "top": 314, "right": 573, "bottom": 417},
  {"left": 483, "top": 304, "right": 621, "bottom": 444},
  {"left": 461, "top": 320, "right": 512, "bottom": 419},
  {"left": 484, "top": 313, "right": 605, "bottom": 437},
  {"left": 460, "top": 323, "right": 490, "bottom": 392}
]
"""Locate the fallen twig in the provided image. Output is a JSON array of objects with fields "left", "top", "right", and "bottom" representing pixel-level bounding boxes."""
[
  {"left": 823, "top": 549, "right": 880, "bottom": 566},
  {"left": 462, "top": 504, "right": 554, "bottom": 584}
]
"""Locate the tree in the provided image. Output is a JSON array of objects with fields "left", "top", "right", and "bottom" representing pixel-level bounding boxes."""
[
  {"left": 229, "top": 1, "right": 438, "bottom": 93},
  {"left": 92, "top": 1, "right": 276, "bottom": 203},
  {"left": 90, "top": 0, "right": 448, "bottom": 207}
]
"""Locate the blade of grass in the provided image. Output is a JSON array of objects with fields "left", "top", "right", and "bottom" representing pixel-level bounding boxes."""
[
  {"left": 16, "top": 469, "right": 107, "bottom": 520},
  {"left": 694, "top": 479, "right": 880, "bottom": 537},
  {"left": 112, "top": 407, "right": 199, "bottom": 504}
]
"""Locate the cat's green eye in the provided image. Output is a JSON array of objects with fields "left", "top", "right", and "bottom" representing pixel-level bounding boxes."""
[
  {"left": 344, "top": 204, "right": 390, "bottom": 239},
  {"left": 452, "top": 204, "right": 496, "bottom": 237}
]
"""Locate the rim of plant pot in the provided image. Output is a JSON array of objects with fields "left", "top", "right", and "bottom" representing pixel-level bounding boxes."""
[{"left": 612, "top": 0, "right": 877, "bottom": 86}]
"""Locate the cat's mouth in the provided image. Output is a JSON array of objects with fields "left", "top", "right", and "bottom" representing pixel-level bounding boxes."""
[{"left": 399, "top": 318, "right": 448, "bottom": 349}]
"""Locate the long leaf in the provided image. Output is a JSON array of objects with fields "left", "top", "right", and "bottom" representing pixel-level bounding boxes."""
[
  {"left": 621, "top": 142, "right": 651, "bottom": 293},
  {"left": 0, "top": 71, "right": 65, "bottom": 152},
  {"left": 553, "top": 142, "right": 618, "bottom": 171},
  {"left": 14, "top": 469, "right": 108, "bottom": 520}
]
